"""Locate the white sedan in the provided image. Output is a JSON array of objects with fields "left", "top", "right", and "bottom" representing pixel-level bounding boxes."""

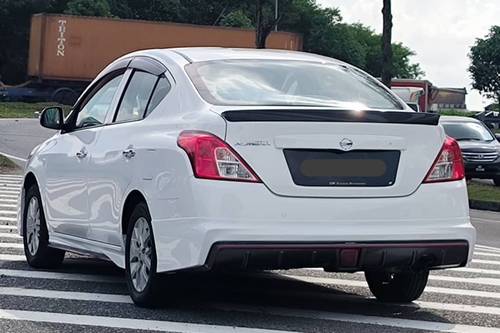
[{"left": 18, "top": 47, "right": 475, "bottom": 307}]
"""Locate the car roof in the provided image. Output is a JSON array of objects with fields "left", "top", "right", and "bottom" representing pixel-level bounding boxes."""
[
  {"left": 162, "top": 47, "right": 346, "bottom": 64},
  {"left": 439, "top": 115, "right": 481, "bottom": 123}
]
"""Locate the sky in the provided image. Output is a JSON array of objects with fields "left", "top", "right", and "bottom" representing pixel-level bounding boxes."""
[{"left": 316, "top": 0, "right": 500, "bottom": 110}]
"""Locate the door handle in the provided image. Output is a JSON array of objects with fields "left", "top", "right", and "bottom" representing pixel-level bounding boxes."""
[
  {"left": 76, "top": 148, "right": 87, "bottom": 159},
  {"left": 122, "top": 148, "right": 136, "bottom": 159}
]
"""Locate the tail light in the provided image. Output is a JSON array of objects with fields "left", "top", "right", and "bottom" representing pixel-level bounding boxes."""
[
  {"left": 177, "top": 131, "right": 261, "bottom": 182},
  {"left": 423, "top": 137, "right": 465, "bottom": 183}
]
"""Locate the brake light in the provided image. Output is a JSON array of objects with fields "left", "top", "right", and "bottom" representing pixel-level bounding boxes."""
[
  {"left": 423, "top": 137, "right": 465, "bottom": 183},
  {"left": 177, "top": 131, "right": 261, "bottom": 182}
]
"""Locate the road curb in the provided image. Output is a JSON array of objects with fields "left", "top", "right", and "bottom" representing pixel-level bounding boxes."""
[{"left": 469, "top": 199, "right": 500, "bottom": 212}]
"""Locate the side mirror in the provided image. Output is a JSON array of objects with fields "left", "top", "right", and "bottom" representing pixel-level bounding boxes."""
[
  {"left": 496, "top": 133, "right": 500, "bottom": 142},
  {"left": 40, "top": 106, "right": 64, "bottom": 130}
]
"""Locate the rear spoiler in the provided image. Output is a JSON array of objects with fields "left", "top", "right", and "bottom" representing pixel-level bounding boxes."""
[{"left": 221, "top": 110, "right": 440, "bottom": 125}]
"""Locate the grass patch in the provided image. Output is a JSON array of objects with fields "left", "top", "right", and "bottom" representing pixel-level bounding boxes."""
[
  {"left": 468, "top": 182, "right": 500, "bottom": 203},
  {"left": 0, "top": 155, "right": 20, "bottom": 174},
  {"left": 438, "top": 110, "right": 479, "bottom": 117},
  {"left": 0, "top": 102, "right": 71, "bottom": 118}
]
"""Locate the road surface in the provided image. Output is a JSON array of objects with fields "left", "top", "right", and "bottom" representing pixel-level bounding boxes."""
[
  {"left": 0, "top": 119, "right": 55, "bottom": 166},
  {"left": 0, "top": 119, "right": 499, "bottom": 332}
]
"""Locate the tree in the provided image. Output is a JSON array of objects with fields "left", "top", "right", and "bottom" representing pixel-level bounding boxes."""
[
  {"left": 255, "top": 0, "right": 280, "bottom": 48},
  {"left": 220, "top": 10, "right": 253, "bottom": 29},
  {"left": 64, "top": 0, "right": 112, "bottom": 17},
  {"left": 469, "top": 26, "right": 500, "bottom": 111},
  {"left": 381, "top": 0, "right": 392, "bottom": 87}
]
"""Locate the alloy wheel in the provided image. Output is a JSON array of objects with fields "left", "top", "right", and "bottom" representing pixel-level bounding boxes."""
[
  {"left": 26, "top": 197, "right": 41, "bottom": 256},
  {"left": 129, "top": 217, "right": 152, "bottom": 292}
]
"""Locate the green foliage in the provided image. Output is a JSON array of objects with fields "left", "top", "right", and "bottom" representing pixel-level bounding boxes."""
[
  {"left": 64, "top": 0, "right": 112, "bottom": 17},
  {"left": 468, "top": 182, "right": 500, "bottom": 203},
  {"left": 0, "top": 0, "right": 424, "bottom": 84},
  {"left": 220, "top": 10, "right": 253, "bottom": 29},
  {"left": 469, "top": 26, "right": 500, "bottom": 106}
]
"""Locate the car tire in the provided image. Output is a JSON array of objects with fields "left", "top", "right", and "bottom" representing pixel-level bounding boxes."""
[
  {"left": 125, "top": 202, "right": 162, "bottom": 307},
  {"left": 365, "top": 270, "right": 429, "bottom": 302},
  {"left": 494, "top": 177, "right": 500, "bottom": 186},
  {"left": 23, "top": 184, "right": 65, "bottom": 268}
]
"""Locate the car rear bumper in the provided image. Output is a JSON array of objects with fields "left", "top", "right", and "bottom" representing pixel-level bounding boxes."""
[
  {"left": 150, "top": 179, "right": 475, "bottom": 273},
  {"left": 205, "top": 240, "right": 469, "bottom": 272}
]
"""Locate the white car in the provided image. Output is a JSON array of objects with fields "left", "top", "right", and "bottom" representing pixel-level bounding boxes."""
[{"left": 18, "top": 48, "right": 475, "bottom": 307}]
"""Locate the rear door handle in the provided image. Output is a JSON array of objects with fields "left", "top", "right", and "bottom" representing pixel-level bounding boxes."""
[
  {"left": 76, "top": 148, "right": 87, "bottom": 159},
  {"left": 122, "top": 148, "right": 136, "bottom": 159}
]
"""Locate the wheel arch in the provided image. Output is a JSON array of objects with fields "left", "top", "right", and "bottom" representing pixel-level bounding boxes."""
[
  {"left": 19, "top": 172, "right": 39, "bottom": 236},
  {"left": 121, "top": 190, "right": 150, "bottom": 237}
]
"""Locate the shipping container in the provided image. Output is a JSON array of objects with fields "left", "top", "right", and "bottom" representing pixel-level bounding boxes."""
[{"left": 28, "top": 13, "right": 303, "bottom": 82}]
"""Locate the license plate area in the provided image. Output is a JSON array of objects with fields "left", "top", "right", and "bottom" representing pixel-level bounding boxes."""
[{"left": 283, "top": 149, "right": 401, "bottom": 187}]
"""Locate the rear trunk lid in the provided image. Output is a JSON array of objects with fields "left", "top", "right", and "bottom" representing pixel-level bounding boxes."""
[{"left": 220, "top": 108, "right": 443, "bottom": 198}]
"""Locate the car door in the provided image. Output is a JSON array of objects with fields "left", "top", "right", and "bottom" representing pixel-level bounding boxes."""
[
  {"left": 42, "top": 70, "right": 126, "bottom": 239},
  {"left": 86, "top": 58, "right": 171, "bottom": 245}
]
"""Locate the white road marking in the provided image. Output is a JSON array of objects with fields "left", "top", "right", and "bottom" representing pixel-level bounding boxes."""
[
  {"left": 0, "top": 243, "right": 22, "bottom": 249},
  {"left": 0, "top": 180, "right": 21, "bottom": 185},
  {"left": 283, "top": 274, "right": 500, "bottom": 299},
  {"left": 0, "top": 308, "right": 299, "bottom": 333},
  {"left": 475, "top": 251, "right": 500, "bottom": 258},
  {"left": 0, "top": 233, "right": 21, "bottom": 239},
  {"left": 0, "top": 269, "right": 122, "bottom": 283},
  {"left": 476, "top": 245, "right": 500, "bottom": 252},
  {"left": 0, "top": 152, "right": 27, "bottom": 162},
  {"left": 473, "top": 259, "right": 500, "bottom": 266},
  {"left": 454, "top": 267, "right": 500, "bottom": 276},
  {"left": 0, "top": 254, "right": 25, "bottom": 261},
  {"left": 214, "top": 303, "right": 500, "bottom": 333},
  {"left": 0, "top": 287, "right": 132, "bottom": 303},
  {"left": 0, "top": 217, "right": 17, "bottom": 222},
  {"left": 3, "top": 285, "right": 500, "bottom": 318},
  {"left": 0, "top": 210, "right": 17, "bottom": 216},
  {"left": 0, "top": 196, "right": 18, "bottom": 202},
  {"left": 0, "top": 193, "right": 19, "bottom": 198},
  {"left": 0, "top": 225, "right": 17, "bottom": 231},
  {"left": 429, "top": 274, "right": 500, "bottom": 287}
]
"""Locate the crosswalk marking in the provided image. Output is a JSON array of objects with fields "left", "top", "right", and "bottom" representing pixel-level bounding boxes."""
[
  {"left": 0, "top": 176, "right": 499, "bottom": 332},
  {"left": 0, "top": 243, "right": 22, "bottom": 248},
  {"left": 213, "top": 303, "right": 500, "bottom": 333},
  {"left": 283, "top": 274, "right": 500, "bottom": 299},
  {"left": 3, "top": 285, "right": 500, "bottom": 317},
  {"left": 0, "top": 268, "right": 122, "bottom": 283},
  {"left": 475, "top": 251, "right": 500, "bottom": 258},
  {"left": 0, "top": 308, "right": 298, "bottom": 333}
]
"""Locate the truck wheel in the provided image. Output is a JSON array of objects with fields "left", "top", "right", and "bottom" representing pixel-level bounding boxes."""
[
  {"left": 494, "top": 177, "right": 500, "bottom": 186},
  {"left": 51, "top": 88, "right": 78, "bottom": 106},
  {"left": 365, "top": 270, "right": 429, "bottom": 302},
  {"left": 125, "top": 202, "right": 163, "bottom": 307},
  {"left": 23, "top": 184, "right": 65, "bottom": 268}
]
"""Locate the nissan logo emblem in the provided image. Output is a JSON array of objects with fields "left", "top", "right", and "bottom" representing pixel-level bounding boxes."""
[{"left": 339, "top": 138, "right": 354, "bottom": 151}]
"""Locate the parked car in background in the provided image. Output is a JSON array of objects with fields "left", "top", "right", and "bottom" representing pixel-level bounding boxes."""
[
  {"left": 440, "top": 116, "right": 500, "bottom": 186},
  {"left": 19, "top": 48, "right": 475, "bottom": 307}
]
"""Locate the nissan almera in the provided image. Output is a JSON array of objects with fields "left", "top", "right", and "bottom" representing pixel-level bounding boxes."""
[{"left": 18, "top": 48, "right": 475, "bottom": 307}]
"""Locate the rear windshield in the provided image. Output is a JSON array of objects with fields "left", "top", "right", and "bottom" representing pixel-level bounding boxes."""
[
  {"left": 186, "top": 60, "right": 404, "bottom": 110},
  {"left": 442, "top": 122, "right": 495, "bottom": 141}
]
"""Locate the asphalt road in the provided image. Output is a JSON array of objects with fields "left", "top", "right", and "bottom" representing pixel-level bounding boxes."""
[
  {"left": 0, "top": 119, "right": 56, "bottom": 166},
  {"left": 0, "top": 119, "right": 500, "bottom": 332},
  {"left": 0, "top": 175, "right": 499, "bottom": 332}
]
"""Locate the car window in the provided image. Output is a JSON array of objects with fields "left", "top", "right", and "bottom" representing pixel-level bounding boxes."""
[
  {"left": 442, "top": 122, "right": 495, "bottom": 141},
  {"left": 75, "top": 74, "right": 124, "bottom": 129},
  {"left": 114, "top": 71, "right": 157, "bottom": 123},
  {"left": 145, "top": 76, "right": 171, "bottom": 117},
  {"left": 186, "top": 60, "right": 403, "bottom": 110}
]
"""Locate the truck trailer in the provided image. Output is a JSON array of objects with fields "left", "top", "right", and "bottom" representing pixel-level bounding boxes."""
[{"left": 0, "top": 14, "right": 303, "bottom": 105}]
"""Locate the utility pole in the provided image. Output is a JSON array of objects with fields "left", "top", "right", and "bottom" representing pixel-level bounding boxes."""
[
  {"left": 381, "top": 0, "right": 393, "bottom": 88},
  {"left": 275, "top": 0, "right": 278, "bottom": 31}
]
